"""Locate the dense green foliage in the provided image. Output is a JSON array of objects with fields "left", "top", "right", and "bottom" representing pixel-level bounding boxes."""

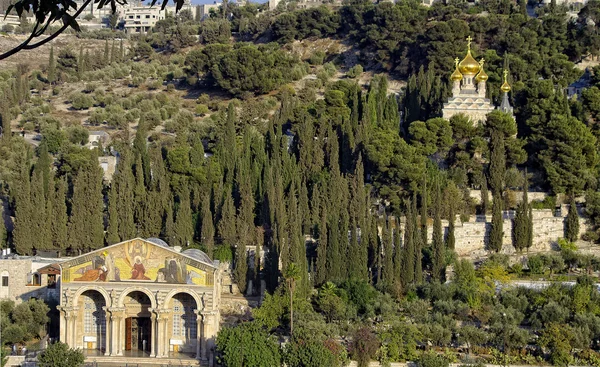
[
  {"left": 0, "top": 299, "right": 49, "bottom": 345},
  {"left": 37, "top": 342, "right": 84, "bottom": 367}
]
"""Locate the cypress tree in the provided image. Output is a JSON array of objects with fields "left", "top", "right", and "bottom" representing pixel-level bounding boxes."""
[
  {"left": 381, "top": 215, "right": 394, "bottom": 292},
  {"left": 392, "top": 217, "right": 403, "bottom": 294},
  {"left": 67, "top": 160, "right": 104, "bottom": 252},
  {"left": 489, "top": 131, "right": 506, "bottom": 196},
  {"left": 337, "top": 186, "right": 350, "bottom": 282},
  {"left": 310, "top": 184, "right": 321, "bottom": 238},
  {"left": 47, "top": 46, "right": 56, "bottom": 84},
  {"left": 315, "top": 205, "right": 328, "bottom": 286},
  {"left": 1, "top": 99, "right": 11, "bottom": 142},
  {"left": 376, "top": 75, "right": 388, "bottom": 124},
  {"left": 412, "top": 193, "right": 423, "bottom": 283},
  {"left": 287, "top": 181, "right": 309, "bottom": 295},
  {"left": 383, "top": 94, "right": 399, "bottom": 130},
  {"left": 420, "top": 175, "right": 428, "bottom": 247},
  {"left": 431, "top": 178, "right": 445, "bottom": 281},
  {"left": 133, "top": 155, "right": 147, "bottom": 235},
  {"left": 566, "top": 196, "right": 580, "bottom": 243},
  {"left": 200, "top": 193, "right": 215, "bottom": 257},
  {"left": 107, "top": 183, "right": 120, "bottom": 245},
  {"left": 174, "top": 184, "right": 194, "bottom": 247},
  {"left": 489, "top": 192, "right": 504, "bottom": 253},
  {"left": 31, "top": 170, "right": 51, "bottom": 251},
  {"left": 119, "top": 40, "right": 124, "bottom": 61},
  {"left": 299, "top": 182, "right": 310, "bottom": 235},
  {"left": 51, "top": 177, "right": 68, "bottom": 253},
  {"left": 163, "top": 198, "right": 175, "bottom": 245},
  {"left": 35, "top": 142, "right": 52, "bottom": 197},
  {"left": 133, "top": 121, "right": 151, "bottom": 187},
  {"left": 218, "top": 188, "right": 237, "bottom": 246},
  {"left": 481, "top": 176, "right": 489, "bottom": 215},
  {"left": 114, "top": 151, "right": 136, "bottom": 240},
  {"left": 13, "top": 164, "right": 33, "bottom": 255},
  {"left": 402, "top": 200, "right": 415, "bottom": 286}
]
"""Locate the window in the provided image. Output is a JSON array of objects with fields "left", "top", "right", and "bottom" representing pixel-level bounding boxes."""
[
  {"left": 145, "top": 15, "right": 150, "bottom": 18},
  {"left": 32, "top": 274, "right": 40, "bottom": 286},
  {"left": 1, "top": 276, "right": 7, "bottom": 287},
  {"left": 172, "top": 295, "right": 196, "bottom": 339},
  {"left": 83, "top": 293, "right": 105, "bottom": 334},
  {"left": 48, "top": 274, "right": 56, "bottom": 289}
]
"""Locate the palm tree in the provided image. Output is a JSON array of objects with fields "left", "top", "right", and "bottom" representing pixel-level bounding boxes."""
[{"left": 284, "top": 263, "right": 301, "bottom": 337}]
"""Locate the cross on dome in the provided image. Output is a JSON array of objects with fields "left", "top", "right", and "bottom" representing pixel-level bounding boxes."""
[{"left": 466, "top": 36, "right": 473, "bottom": 51}]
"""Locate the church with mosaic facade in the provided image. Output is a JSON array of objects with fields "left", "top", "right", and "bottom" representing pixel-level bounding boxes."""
[
  {"left": 442, "top": 36, "right": 514, "bottom": 123},
  {"left": 57, "top": 238, "right": 221, "bottom": 363}
]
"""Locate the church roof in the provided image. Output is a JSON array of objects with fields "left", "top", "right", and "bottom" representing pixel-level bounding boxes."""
[{"left": 59, "top": 238, "right": 219, "bottom": 271}]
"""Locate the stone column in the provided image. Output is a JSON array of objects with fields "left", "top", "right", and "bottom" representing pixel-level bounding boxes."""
[
  {"left": 201, "top": 311, "right": 218, "bottom": 361},
  {"left": 70, "top": 309, "right": 78, "bottom": 349},
  {"left": 102, "top": 307, "right": 111, "bottom": 356},
  {"left": 162, "top": 317, "right": 169, "bottom": 357},
  {"left": 117, "top": 312, "right": 124, "bottom": 356},
  {"left": 150, "top": 313, "right": 157, "bottom": 357},
  {"left": 194, "top": 310, "right": 202, "bottom": 360},
  {"left": 63, "top": 311, "right": 71, "bottom": 347},
  {"left": 155, "top": 310, "right": 171, "bottom": 358},
  {"left": 107, "top": 308, "right": 123, "bottom": 356}
]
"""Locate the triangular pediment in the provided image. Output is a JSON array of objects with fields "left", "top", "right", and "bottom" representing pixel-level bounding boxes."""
[{"left": 60, "top": 238, "right": 216, "bottom": 286}]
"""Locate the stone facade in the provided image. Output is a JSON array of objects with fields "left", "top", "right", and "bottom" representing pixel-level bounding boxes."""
[
  {"left": 0, "top": 258, "right": 61, "bottom": 304},
  {"left": 58, "top": 238, "right": 221, "bottom": 362}
]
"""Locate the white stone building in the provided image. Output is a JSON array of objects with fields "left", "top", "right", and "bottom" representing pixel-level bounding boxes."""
[{"left": 442, "top": 36, "right": 514, "bottom": 124}]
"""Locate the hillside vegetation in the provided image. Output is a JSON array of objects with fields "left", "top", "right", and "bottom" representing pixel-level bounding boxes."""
[{"left": 3, "top": 0, "right": 600, "bottom": 365}]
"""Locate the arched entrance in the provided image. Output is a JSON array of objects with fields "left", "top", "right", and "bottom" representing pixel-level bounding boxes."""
[
  {"left": 123, "top": 291, "right": 152, "bottom": 356},
  {"left": 77, "top": 290, "right": 107, "bottom": 354},
  {"left": 168, "top": 293, "right": 198, "bottom": 355}
]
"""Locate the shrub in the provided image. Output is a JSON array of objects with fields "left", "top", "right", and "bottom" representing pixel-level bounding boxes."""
[
  {"left": 419, "top": 351, "right": 449, "bottom": 367},
  {"left": 309, "top": 51, "right": 326, "bottom": 65},
  {"left": 350, "top": 327, "right": 380, "bottom": 367},
  {"left": 2, "top": 24, "right": 14, "bottom": 33},
  {"left": 195, "top": 104, "right": 209, "bottom": 116},
  {"left": 70, "top": 93, "right": 94, "bottom": 110},
  {"left": 347, "top": 64, "right": 363, "bottom": 78}
]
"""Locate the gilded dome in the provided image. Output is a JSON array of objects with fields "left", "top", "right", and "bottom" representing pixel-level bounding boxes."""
[
  {"left": 458, "top": 36, "right": 480, "bottom": 76},
  {"left": 475, "top": 59, "right": 488, "bottom": 82},
  {"left": 459, "top": 51, "right": 480, "bottom": 76},
  {"left": 451, "top": 57, "right": 463, "bottom": 81},
  {"left": 500, "top": 69, "right": 511, "bottom": 93}
]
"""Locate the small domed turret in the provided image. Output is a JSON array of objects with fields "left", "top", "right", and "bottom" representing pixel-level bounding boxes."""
[
  {"left": 475, "top": 59, "right": 488, "bottom": 83},
  {"left": 500, "top": 69, "right": 511, "bottom": 93},
  {"left": 451, "top": 57, "right": 463, "bottom": 81}
]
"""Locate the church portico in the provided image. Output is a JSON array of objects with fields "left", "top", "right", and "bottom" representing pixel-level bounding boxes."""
[{"left": 58, "top": 238, "right": 221, "bottom": 362}]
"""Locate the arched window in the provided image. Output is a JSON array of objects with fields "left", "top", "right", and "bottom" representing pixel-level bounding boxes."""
[
  {"left": 171, "top": 294, "right": 197, "bottom": 339},
  {"left": 83, "top": 293, "right": 105, "bottom": 334}
]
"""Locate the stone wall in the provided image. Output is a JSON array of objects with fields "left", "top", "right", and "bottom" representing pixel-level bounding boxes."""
[
  {"left": 468, "top": 190, "right": 585, "bottom": 206},
  {"left": 386, "top": 205, "right": 589, "bottom": 260}
]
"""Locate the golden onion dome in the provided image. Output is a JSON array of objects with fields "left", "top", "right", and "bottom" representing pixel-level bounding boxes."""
[
  {"left": 500, "top": 69, "right": 511, "bottom": 93},
  {"left": 451, "top": 57, "right": 463, "bottom": 81},
  {"left": 475, "top": 59, "right": 488, "bottom": 82},
  {"left": 458, "top": 36, "right": 480, "bottom": 76}
]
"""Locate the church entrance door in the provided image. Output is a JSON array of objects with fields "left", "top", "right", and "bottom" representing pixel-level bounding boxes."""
[{"left": 125, "top": 317, "right": 151, "bottom": 353}]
